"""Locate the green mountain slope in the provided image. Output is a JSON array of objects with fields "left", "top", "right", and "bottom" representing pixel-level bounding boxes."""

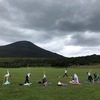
[{"left": 0, "top": 41, "right": 64, "bottom": 58}]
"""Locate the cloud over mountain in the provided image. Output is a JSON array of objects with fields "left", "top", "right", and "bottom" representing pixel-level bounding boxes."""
[{"left": 0, "top": 0, "right": 100, "bottom": 57}]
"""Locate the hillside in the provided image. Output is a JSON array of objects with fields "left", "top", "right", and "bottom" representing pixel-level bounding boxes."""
[{"left": 0, "top": 41, "right": 64, "bottom": 58}]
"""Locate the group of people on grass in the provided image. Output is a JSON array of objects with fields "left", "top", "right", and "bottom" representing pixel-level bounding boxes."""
[
  {"left": 2, "top": 70, "right": 50, "bottom": 86},
  {"left": 87, "top": 70, "right": 100, "bottom": 83},
  {"left": 62, "top": 69, "right": 100, "bottom": 85},
  {"left": 2, "top": 69, "right": 100, "bottom": 86},
  {"left": 2, "top": 70, "right": 32, "bottom": 85}
]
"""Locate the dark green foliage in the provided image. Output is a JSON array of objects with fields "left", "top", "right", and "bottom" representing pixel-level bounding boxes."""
[
  {"left": 0, "top": 54, "right": 100, "bottom": 68},
  {"left": 0, "top": 58, "right": 68, "bottom": 68},
  {"left": 0, "top": 41, "right": 100, "bottom": 68},
  {"left": 70, "top": 54, "right": 100, "bottom": 65}
]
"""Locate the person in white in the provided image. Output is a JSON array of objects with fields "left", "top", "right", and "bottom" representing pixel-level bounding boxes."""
[
  {"left": 69, "top": 73, "right": 80, "bottom": 84},
  {"left": 74, "top": 73, "right": 79, "bottom": 83},
  {"left": 3, "top": 71, "right": 10, "bottom": 85}
]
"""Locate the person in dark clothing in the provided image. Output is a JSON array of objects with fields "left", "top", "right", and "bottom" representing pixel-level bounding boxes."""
[
  {"left": 94, "top": 72, "right": 97, "bottom": 80},
  {"left": 42, "top": 74, "right": 48, "bottom": 86},
  {"left": 87, "top": 72, "right": 93, "bottom": 82},
  {"left": 42, "top": 74, "right": 47, "bottom": 84},
  {"left": 94, "top": 72, "right": 100, "bottom": 83},
  {"left": 24, "top": 73, "right": 31, "bottom": 83}
]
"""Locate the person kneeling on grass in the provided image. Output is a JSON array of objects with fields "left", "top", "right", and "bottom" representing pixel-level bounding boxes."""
[
  {"left": 3, "top": 71, "right": 11, "bottom": 85},
  {"left": 69, "top": 73, "right": 81, "bottom": 84},
  {"left": 38, "top": 73, "right": 51, "bottom": 86},
  {"left": 24, "top": 73, "right": 32, "bottom": 85},
  {"left": 42, "top": 74, "right": 48, "bottom": 86},
  {"left": 87, "top": 71, "right": 93, "bottom": 82},
  {"left": 93, "top": 72, "right": 100, "bottom": 83}
]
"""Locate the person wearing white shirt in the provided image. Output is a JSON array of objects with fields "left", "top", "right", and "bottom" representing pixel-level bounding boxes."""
[{"left": 3, "top": 71, "right": 10, "bottom": 85}]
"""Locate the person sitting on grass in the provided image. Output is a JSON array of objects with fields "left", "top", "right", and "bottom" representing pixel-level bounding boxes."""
[
  {"left": 38, "top": 73, "right": 51, "bottom": 86},
  {"left": 3, "top": 71, "right": 11, "bottom": 85},
  {"left": 42, "top": 74, "right": 48, "bottom": 86},
  {"left": 93, "top": 72, "right": 100, "bottom": 83},
  {"left": 69, "top": 73, "right": 81, "bottom": 84}
]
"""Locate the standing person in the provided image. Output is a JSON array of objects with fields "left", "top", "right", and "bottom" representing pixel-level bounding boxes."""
[
  {"left": 24, "top": 73, "right": 31, "bottom": 85},
  {"left": 63, "top": 69, "right": 68, "bottom": 77},
  {"left": 3, "top": 71, "right": 10, "bottom": 85}
]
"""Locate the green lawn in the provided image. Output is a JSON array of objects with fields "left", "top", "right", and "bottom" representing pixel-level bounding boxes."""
[{"left": 0, "top": 67, "right": 100, "bottom": 100}]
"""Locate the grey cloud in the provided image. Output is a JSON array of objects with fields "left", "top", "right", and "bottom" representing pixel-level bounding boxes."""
[
  {"left": 56, "top": 19, "right": 86, "bottom": 32},
  {"left": 4, "top": 0, "right": 81, "bottom": 31},
  {"left": 2, "top": 0, "right": 100, "bottom": 33},
  {"left": 55, "top": 0, "right": 100, "bottom": 32},
  {"left": 0, "top": 28, "right": 29, "bottom": 42},
  {"left": 70, "top": 32, "right": 100, "bottom": 46},
  {"left": 0, "top": 0, "right": 100, "bottom": 57}
]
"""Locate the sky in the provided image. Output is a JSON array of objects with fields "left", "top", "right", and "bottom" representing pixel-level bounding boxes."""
[{"left": 0, "top": 0, "right": 100, "bottom": 57}]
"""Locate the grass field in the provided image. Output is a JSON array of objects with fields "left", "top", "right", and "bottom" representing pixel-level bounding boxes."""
[{"left": 0, "top": 67, "right": 100, "bottom": 100}]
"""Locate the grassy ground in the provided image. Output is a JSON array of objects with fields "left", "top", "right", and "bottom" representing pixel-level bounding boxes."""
[{"left": 0, "top": 67, "right": 100, "bottom": 100}]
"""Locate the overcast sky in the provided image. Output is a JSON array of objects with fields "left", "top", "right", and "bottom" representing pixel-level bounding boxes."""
[{"left": 0, "top": 0, "right": 100, "bottom": 57}]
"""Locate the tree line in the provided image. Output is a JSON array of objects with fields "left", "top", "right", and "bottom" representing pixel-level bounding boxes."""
[{"left": 0, "top": 54, "right": 100, "bottom": 68}]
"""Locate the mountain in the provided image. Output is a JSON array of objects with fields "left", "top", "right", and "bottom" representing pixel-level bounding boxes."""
[{"left": 0, "top": 41, "right": 64, "bottom": 58}]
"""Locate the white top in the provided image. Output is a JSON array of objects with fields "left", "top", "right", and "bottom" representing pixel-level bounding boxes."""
[
  {"left": 43, "top": 74, "right": 46, "bottom": 78},
  {"left": 87, "top": 72, "right": 91, "bottom": 76},
  {"left": 74, "top": 74, "right": 79, "bottom": 83},
  {"left": 4, "top": 71, "right": 10, "bottom": 81},
  {"left": 27, "top": 73, "right": 31, "bottom": 78},
  {"left": 65, "top": 69, "right": 67, "bottom": 73},
  {"left": 4, "top": 71, "right": 9, "bottom": 77}
]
